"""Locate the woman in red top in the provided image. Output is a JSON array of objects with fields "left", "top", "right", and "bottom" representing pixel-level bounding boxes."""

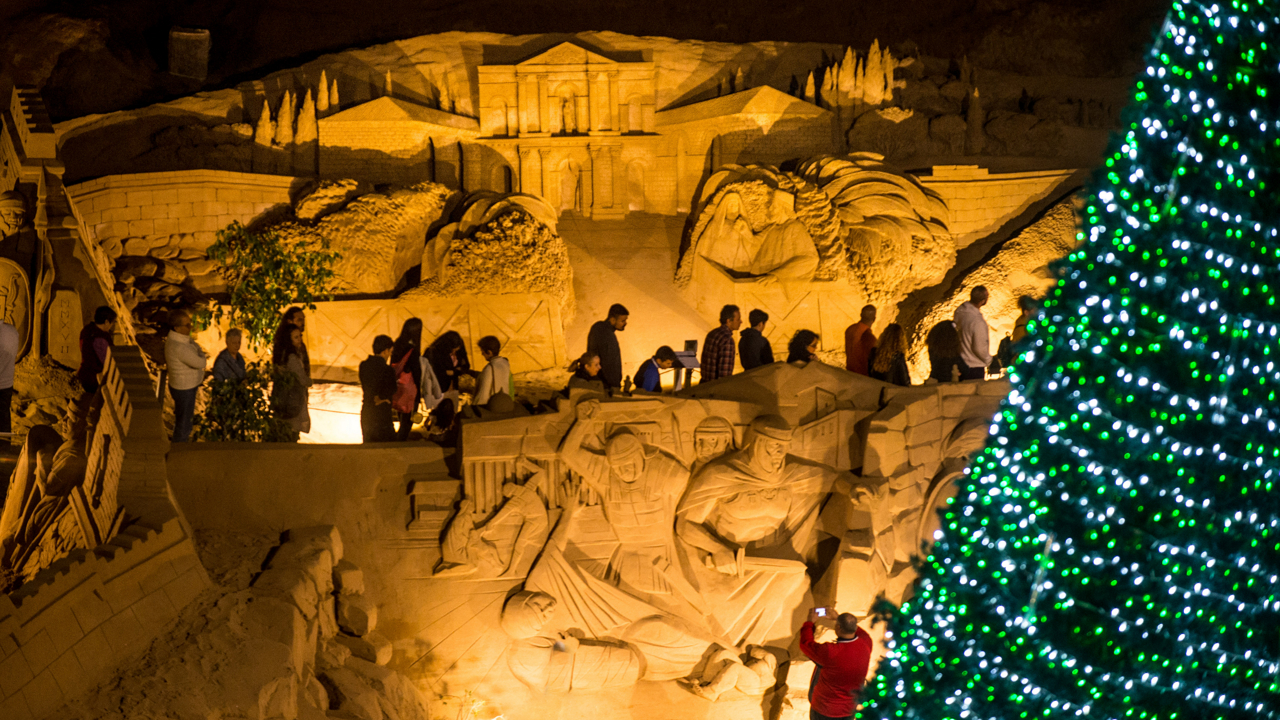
[{"left": 799, "top": 607, "right": 874, "bottom": 720}]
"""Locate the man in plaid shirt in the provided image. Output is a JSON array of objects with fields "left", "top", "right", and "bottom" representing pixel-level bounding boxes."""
[{"left": 699, "top": 305, "right": 741, "bottom": 383}]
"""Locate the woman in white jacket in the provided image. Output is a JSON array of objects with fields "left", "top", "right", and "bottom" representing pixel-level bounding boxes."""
[{"left": 474, "top": 335, "right": 513, "bottom": 406}]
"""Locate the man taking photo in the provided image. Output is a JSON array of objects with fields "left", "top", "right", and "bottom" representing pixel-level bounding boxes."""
[{"left": 800, "top": 606, "right": 874, "bottom": 720}]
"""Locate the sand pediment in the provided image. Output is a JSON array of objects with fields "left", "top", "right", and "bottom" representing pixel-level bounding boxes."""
[
  {"left": 656, "top": 85, "right": 828, "bottom": 126},
  {"left": 321, "top": 96, "right": 479, "bottom": 131},
  {"left": 516, "top": 40, "right": 618, "bottom": 67}
]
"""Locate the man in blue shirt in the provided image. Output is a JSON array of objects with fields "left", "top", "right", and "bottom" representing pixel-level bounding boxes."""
[{"left": 634, "top": 346, "right": 677, "bottom": 392}]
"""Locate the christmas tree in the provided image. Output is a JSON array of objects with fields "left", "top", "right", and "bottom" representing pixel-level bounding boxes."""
[{"left": 864, "top": 2, "right": 1280, "bottom": 719}]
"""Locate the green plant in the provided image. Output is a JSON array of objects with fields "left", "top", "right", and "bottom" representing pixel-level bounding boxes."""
[
  {"left": 197, "top": 221, "right": 340, "bottom": 347},
  {"left": 192, "top": 361, "right": 298, "bottom": 442}
]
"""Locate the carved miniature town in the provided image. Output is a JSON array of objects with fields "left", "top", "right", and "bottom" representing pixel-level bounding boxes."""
[{"left": 0, "top": 17, "right": 1142, "bottom": 720}]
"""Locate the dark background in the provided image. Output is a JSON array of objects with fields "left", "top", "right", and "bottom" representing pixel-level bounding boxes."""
[{"left": 0, "top": 0, "right": 1169, "bottom": 120}]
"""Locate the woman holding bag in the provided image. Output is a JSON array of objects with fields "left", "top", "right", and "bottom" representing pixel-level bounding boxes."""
[{"left": 390, "top": 318, "right": 424, "bottom": 440}]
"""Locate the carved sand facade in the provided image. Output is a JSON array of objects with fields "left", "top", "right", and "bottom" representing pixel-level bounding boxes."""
[{"left": 37, "top": 29, "right": 1092, "bottom": 382}]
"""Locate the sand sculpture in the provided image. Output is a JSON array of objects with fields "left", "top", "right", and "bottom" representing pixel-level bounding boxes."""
[
  {"left": 428, "top": 360, "right": 1007, "bottom": 705},
  {"left": 0, "top": 350, "right": 130, "bottom": 588},
  {"left": 413, "top": 190, "right": 573, "bottom": 313},
  {"left": 679, "top": 154, "right": 952, "bottom": 307},
  {"left": 0, "top": 191, "right": 35, "bottom": 356}
]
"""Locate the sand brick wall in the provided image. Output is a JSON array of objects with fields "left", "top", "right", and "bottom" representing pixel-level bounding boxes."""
[
  {"left": 66, "top": 170, "right": 298, "bottom": 251},
  {"left": 0, "top": 514, "right": 210, "bottom": 720},
  {"left": 921, "top": 166, "right": 1080, "bottom": 247}
]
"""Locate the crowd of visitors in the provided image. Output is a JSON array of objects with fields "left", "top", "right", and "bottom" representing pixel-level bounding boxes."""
[
  {"left": 70, "top": 281, "right": 1036, "bottom": 447},
  {"left": 614, "top": 283, "right": 1034, "bottom": 389}
]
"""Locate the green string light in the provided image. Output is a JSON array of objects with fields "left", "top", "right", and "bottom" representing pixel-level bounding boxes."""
[{"left": 861, "top": 1, "right": 1280, "bottom": 718}]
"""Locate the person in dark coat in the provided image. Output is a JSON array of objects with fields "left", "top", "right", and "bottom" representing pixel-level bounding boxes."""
[
  {"left": 428, "top": 330, "right": 466, "bottom": 393},
  {"left": 585, "top": 303, "right": 628, "bottom": 390},
  {"left": 738, "top": 309, "right": 774, "bottom": 371},
  {"left": 77, "top": 306, "right": 116, "bottom": 395},
  {"left": 391, "top": 318, "right": 424, "bottom": 441},
  {"left": 359, "top": 335, "right": 397, "bottom": 443},
  {"left": 926, "top": 321, "right": 965, "bottom": 383},
  {"left": 869, "top": 323, "right": 911, "bottom": 386},
  {"left": 211, "top": 328, "right": 247, "bottom": 383}
]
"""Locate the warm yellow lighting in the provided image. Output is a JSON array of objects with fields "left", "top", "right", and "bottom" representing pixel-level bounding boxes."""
[{"left": 301, "top": 383, "right": 364, "bottom": 444}]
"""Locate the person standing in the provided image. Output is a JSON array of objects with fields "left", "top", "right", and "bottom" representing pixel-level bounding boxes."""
[
  {"left": 634, "top": 345, "right": 677, "bottom": 392},
  {"left": 0, "top": 319, "right": 18, "bottom": 433},
  {"left": 799, "top": 607, "right": 874, "bottom": 720},
  {"left": 955, "top": 286, "right": 994, "bottom": 380},
  {"left": 359, "top": 335, "right": 397, "bottom": 443},
  {"left": 165, "top": 310, "right": 207, "bottom": 443},
  {"left": 738, "top": 309, "right": 774, "bottom": 371},
  {"left": 586, "top": 303, "right": 628, "bottom": 391},
  {"left": 211, "top": 328, "right": 247, "bottom": 383},
  {"left": 699, "top": 304, "right": 740, "bottom": 383},
  {"left": 1011, "top": 294, "right": 1041, "bottom": 344},
  {"left": 272, "top": 323, "right": 311, "bottom": 437},
  {"left": 868, "top": 323, "right": 911, "bottom": 386},
  {"left": 77, "top": 306, "right": 116, "bottom": 395},
  {"left": 391, "top": 319, "right": 425, "bottom": 440},
  {"left": 925, "top": 321, "right": 964, "bottom": 383},
  {"left": 787, "top": 329, "right": 821, "bottom": 364},
  {"left": 474, "top": 335, "right": 513, "bottom": 405},
  {"left": 280, "top": 306, "right": 310, "bottom": 377},
  {"left": 562, "top": 352, "right": 606, "bottom": 397},
  {"left": 843, "top": 305, "right": 877, "bottom": 376}
]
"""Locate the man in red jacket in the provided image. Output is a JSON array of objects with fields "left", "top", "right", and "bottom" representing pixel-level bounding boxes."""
[{"left": 799, "top": 606, "right": 874, "bottom": 720}]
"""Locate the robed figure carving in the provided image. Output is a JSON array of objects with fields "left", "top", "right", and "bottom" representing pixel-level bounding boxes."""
[
  {"left": 676, "top": 414, "right": 843, "bottom": 646},
  {"left": 693, "top": 190, "right": 818, "bottom": 282}
]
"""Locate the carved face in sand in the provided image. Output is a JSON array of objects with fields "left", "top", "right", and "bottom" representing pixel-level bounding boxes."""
[
  {"left": 693, "top": 417, "right": 735, "bottom": 464},
  {"left": 501, "top": 591, "right": 558, "bottom": 639},
  {"left": 722, "top": 193, "right": 742, "bottom": 222},
  {"left": 694, "top": 432, "right": 731, "bottom": 463},
  {"left": 749, "top": 436, "right": 789, "bottom": 476},
  {"left": 606, "top": 434, "right": 645, "bottom": 483},
  {"left": 0, "top": 193, "right": 26, "bottom": 239}
]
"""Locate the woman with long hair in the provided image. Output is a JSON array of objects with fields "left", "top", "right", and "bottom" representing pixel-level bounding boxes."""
[
  {"left": 390, "top": 318, "right": 425, "bottom": 440},
  {"left": 869, "top": 323, "right": 911, "bottom": 386},
  {"left": 926, "top": 321, "right": 964, "bottom": 382},
  {"left": 786, "top": 329, "right": 821, "bottom": 364},
  {"left": 279, "top": 306, "right": 310, "bottom": 374},
  {"left": 270, "top": 322, "right": 311, "bottom": 437},
  {"left": 428, "top": 330, "right": 473, "bottom": 393}
]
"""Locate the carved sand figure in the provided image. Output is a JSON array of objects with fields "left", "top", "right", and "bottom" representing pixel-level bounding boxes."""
[
  {"left": 511, "top": 492, "right": 714, "bottom": 688},
  {"left": 690, "top": 415, "right": 736, "bottom": 473},
  {"left": 501, "top": 590, "right": 643, "bottom": 692},
  {"left": 678, "top": 156, "right": 952, "bottom": 307},
  {"left": 692, "top": 187, "right": 819, "bottom": 282},
  {"left": 0, "top": 191, "right": 26, "bottom": 240},
  {"left": 678, "top": 645, "right": 784, "bottom": 701},
  {"left": 436, "top": 470, "right": 549, "bottom": 578},
  {"left": 676, "top": 414, "right": 850, "bottom": 646},
  {"left": 559, "top": 399, "right": 690, "bottom": 596},
  {"left": 0, "top": 396, "right": 98, "bottom": 584}
]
